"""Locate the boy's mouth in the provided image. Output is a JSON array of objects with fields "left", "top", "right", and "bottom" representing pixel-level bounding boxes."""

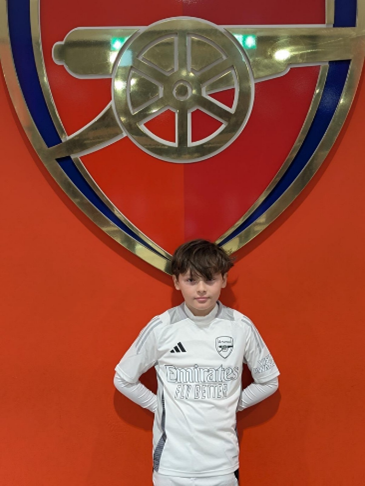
[{"left": 195, "top": 297, "right": 209, "bottom": 302}]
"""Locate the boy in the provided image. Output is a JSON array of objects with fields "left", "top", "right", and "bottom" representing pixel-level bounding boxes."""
[{"left": 114, "top": 240, "right": 279, "bottom": 486}]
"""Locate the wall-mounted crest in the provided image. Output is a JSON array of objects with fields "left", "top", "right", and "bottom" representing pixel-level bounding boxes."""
[{"left": 1, "top": 0, "right": 364, "bottom": 273}]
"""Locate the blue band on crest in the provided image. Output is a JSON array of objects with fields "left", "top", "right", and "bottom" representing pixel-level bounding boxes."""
[{"left": 8, "top": 0, "right": 61, "bottom": 146}]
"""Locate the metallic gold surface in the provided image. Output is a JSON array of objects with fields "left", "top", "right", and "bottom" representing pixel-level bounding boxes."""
[
  {"left": 112, "top": 18, "right": 253, "bottom": 162},
  {"left": 53, "top": 28, "right": 137, "bottom": 77},
  {"left": 48, "top": 104, "right": 125, "bottom": 158},
  {"left": 53, "top": 26, "right": 364, "bottom": 81},
  {"left": 229, "top": 26, "right": 363, "bottom": 79},
  {"left": 326, "top": 0, "right": 335, "bottom": 25},
  {"left": 1, "top": 0, "right": 365, "bottom": 274}
]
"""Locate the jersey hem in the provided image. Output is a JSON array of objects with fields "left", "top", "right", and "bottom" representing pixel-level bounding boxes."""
[{"left": 156, "top": 463, "right": 239, "bottom": 478}]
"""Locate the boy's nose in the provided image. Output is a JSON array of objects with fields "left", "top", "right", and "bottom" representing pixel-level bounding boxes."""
[{"left": 196, "top": 281, "right": 207, "bottom": 293}]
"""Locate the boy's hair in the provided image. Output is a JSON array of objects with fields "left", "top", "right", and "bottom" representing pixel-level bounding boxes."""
[{"left": 171, "top": 239, "right": 234, "bottom": 280}]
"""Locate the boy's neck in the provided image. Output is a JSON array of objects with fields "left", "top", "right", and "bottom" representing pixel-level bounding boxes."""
[{"left": 184, "top": 302, "right": 219, "bottom": 318}]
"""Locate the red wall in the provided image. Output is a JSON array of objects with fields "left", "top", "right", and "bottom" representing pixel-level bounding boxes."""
[{"left": 1, "top": 60, "right": 365, "bottom": 486}]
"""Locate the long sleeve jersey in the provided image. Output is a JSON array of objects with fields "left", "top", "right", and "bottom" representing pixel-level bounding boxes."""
[{"left": 115, "top": 302, "right": 280, "bottom": 477}]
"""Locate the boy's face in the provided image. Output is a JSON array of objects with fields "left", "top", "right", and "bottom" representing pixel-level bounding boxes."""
[{"left": 173, "top": 272, "right": 227, "bottom": 316}]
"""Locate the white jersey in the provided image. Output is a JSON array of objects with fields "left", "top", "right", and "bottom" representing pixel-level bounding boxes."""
[{"left": 115, "top": 302, "right": 280, "bottom": 478}]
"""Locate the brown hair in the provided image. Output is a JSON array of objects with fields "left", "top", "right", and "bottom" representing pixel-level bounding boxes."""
[{"left": 171, "top": 239, "right": 234, "bottom": 280}]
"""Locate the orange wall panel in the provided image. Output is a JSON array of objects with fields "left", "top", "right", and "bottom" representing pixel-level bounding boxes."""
[{"left": 1, "top": 51, "right": 365, "bottom": 486}]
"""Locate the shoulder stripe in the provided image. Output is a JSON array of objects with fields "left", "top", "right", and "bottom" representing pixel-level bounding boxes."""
[
  {"left": 135, "top": 316, "right": 160, "bottom": 349},
  {"left": 136, "top": 319, "right": 162, "bottom": 352},
  {"left": 167, "top": 304, "right": 187, "bottom": 324},
  {"left": 217, "top": 303, "right": 235, "bottom": 321},
  {"left": 242, "top": 317, "right": 264, "bottom": 352}
]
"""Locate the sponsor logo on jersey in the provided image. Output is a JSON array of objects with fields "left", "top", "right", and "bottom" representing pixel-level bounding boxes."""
[
  {"left": 165, "top": 364, "right": 239, "bottom": 400},
  {"left": 216, "top": 336, "right": 234, "bottom": 358},
  {"left": 252, "top": 354, "right": 276, "bottom": 374}
]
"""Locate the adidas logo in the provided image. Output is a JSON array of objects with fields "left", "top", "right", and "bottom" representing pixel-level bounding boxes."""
[{"left": 170, "top": 342, "right": 186, "bottom": 353}]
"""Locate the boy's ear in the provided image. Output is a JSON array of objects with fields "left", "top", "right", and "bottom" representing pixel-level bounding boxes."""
[
  {"left": 221, "top": 273, "right": 228, "bottom": 288},
  {"left": 172, "top": 275, "right": 180, "bottom": 290}
]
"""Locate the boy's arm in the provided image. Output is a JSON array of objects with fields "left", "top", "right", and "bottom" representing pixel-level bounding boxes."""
[
  {"left": 238, "top": 377, "right": 278, "bottom": 411},
  {"left": 240, "top": 317, "right": 280, "bottom": 410},
  {"left": 114, "top": 372, "right": 157, "bottom": 412},
  {"left": 114, "top": 316, "right": 162, "bottom": 411}
]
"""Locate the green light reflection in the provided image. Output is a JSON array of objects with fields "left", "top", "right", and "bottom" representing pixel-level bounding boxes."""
[
  {"left": 111, "top": 37, "right": 129, "bottom": 51},
  {"left": 234, "top": 34, "right": 257, "bottom": 49}
]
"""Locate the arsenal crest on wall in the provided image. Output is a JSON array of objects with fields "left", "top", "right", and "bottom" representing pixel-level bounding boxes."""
[{"left": 1, "top": 0, "right": 364, "bottom": 273}]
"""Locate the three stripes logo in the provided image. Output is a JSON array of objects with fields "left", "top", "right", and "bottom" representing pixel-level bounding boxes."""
[{"left": 170, "top": 342, "right": 186, "bottom": 353}]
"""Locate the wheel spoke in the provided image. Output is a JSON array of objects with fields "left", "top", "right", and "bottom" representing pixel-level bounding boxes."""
[
  {"left": 134, "top": 97, "right": 167, "bottom": 124},
  {"left": 205, "top": 70, "right": 235, "bottom": 93},
  {"left": 197, "top": 96, "right": 232, "bottom": 123},
  {"left": 178, "top": 32, "right": 188, "bottom": 72},
  {"left": 133, "top": 58, "right": 170, "bottom": 85},
  {"left": 177, "top": 107, "right": 188, "bottom": 147},
  {"left": 197, "top": 58, "right": 233, "bottom": 85}
]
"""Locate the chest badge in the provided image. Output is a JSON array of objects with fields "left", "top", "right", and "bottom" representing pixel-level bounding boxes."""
[{"left": 216, "top": 336, "right": 234, "bottom": 359}]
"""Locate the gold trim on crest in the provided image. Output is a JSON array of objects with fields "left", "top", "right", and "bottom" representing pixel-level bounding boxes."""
[{"left": 221, "top": 1, "right": 365, "bottom": 255}]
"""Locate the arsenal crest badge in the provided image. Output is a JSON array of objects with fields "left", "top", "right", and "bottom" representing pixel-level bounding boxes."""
[
  {"left": 216, "top": 336, "right": 234, "bottom": 359},
  {"left": 1, "top": 0, "right": 364, "bottom": 273}
]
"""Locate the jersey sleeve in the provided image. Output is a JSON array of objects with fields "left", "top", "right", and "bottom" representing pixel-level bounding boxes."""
[
  {"left": 243, "top": 318, "right": 280, "bottom": 384},
  {"left": 115, "top": 316, "right": 162, "bottom": 383}
]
